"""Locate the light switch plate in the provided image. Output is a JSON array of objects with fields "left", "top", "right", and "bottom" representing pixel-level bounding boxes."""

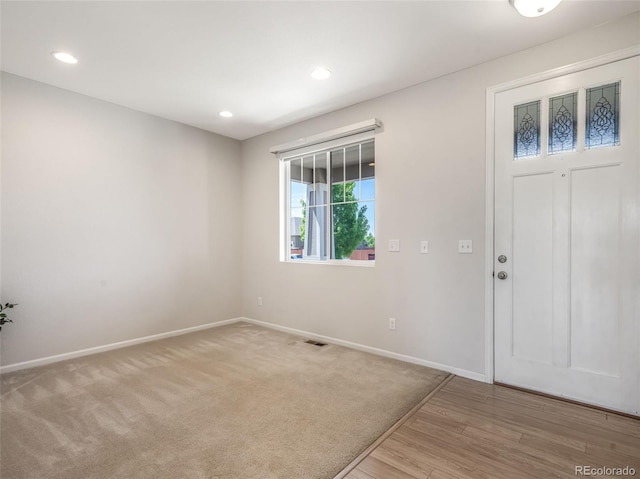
[
  {"left": 389, "top": 239, "right": 400, "bottom": 252},
  {"left": 458, "top": 240, "right": 473, "bottom": 253},
  {"left": 420, "top": 241, "right": 429, "bottom": 254}
]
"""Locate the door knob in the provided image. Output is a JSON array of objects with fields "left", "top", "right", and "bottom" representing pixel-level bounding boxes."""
[{"left": 497, "top": 271, "right": 508, "bottom": 280}]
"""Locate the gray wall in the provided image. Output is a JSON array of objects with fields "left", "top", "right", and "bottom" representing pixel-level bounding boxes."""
[
  {"left": 1, "top": 13, "right": 638, "bottom": 373},
  {"left": 240, "top": 13, "right": 640, "bottom": 378},
  {"left": 1, "top": 73, "right": 242, "bottom": 365}
]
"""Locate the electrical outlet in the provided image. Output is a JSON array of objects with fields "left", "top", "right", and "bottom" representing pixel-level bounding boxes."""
[
  {"left": 258, "top": 297, "right": 263, "bottom": 306},
  {"left": 389, "top": 318, "right": 396, "bottom": 330},
  {"left": 420, "top": 241, "right": 429, "bottom": 254},
  {"left": 458, "top": 240, "right": 473, "bottom": 253}
]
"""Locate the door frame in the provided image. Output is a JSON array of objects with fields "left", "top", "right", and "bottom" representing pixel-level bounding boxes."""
[{"left": 484, "top": 45, "right": 640, "bottom": 385}]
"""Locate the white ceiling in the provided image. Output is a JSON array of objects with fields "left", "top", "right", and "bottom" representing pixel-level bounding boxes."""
[{"left": 2, "top": 1, "right": 639, "bottom": 140}]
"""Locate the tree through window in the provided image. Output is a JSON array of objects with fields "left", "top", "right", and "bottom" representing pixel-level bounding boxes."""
[{"left": 283, "top": 137, "right": 375, "bottom": 263}]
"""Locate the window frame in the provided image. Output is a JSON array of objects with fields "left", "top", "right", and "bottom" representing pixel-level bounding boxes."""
[{"left": 277, "top": 129, "right": 377, "bottom": 267}]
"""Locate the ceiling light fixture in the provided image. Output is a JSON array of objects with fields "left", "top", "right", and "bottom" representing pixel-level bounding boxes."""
[
  {"left": 311, "top": 68, "right": 331, "bottom": 80},
  {"left": 52, "top": 51, "right": 78, "bottom": 64},
  {"left": 219, "top": 111, "right": 233, "bottom": 118},
  {"left": 509, "top": 0, "right": 562, "bottom": 17}
]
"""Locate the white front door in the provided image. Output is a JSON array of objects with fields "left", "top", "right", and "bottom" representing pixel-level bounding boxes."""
[{"left": 494, "top": 56, "right": 640, "bottom": 415}]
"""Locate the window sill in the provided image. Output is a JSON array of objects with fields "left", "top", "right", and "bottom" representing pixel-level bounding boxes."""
[{"left": 283, "top": 259, "right": 375, "bottom": 268}]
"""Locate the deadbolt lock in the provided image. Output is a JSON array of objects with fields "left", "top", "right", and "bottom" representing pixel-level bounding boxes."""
[{"left": 498, "top": 255, "right": 507, "bottom": 263}]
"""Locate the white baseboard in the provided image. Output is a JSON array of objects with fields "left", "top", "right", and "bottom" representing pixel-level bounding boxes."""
[
  {"left": 0, "top": 317, "right": 243, "bottom": 374},
  {"left": 1, "top": 316, "right": 486, "bottom": 383},
  {"left": 240, "top": 317, "right": 486, "bottom": 383}
]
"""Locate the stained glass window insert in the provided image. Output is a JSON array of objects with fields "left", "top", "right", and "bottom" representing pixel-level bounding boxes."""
[
  {"left": 586, "top": 82, "right": 620, "bottom": 149},
  {"left": 548, "top": 92, "right": 577, "bottom": 155},
  {"left": 514, "top": 100, "right": 540, "bottom": 160}
]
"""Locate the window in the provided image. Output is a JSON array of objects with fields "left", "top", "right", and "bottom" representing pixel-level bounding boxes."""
[
  {"left": 279, "top": 131, "right": 376, "bottom": 264},
  {"left": 585, "top": 82, "right": 620, "bottom": 149},
  {"left": 548, "top": 92, "right": 577, "bottom": 155},
  {"left": 513, "top": 82, "right": 623, "bottom": 161},
  {"left": 514, "top": 100, "right": 541, "bottom": 160}
]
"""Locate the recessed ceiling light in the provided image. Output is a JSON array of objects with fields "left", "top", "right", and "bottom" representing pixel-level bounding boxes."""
[
  {"left": 509, "top": 0, "right": 562, "bottom": 17},
  {"left": 219, "top": 111, "right": 233, "bottom": 118},
  {"left": 311, "top": 68, "right": 331, "bottom": 80},
  {"left": 52, "top": 51, "right": 78, "bottom": 64}
]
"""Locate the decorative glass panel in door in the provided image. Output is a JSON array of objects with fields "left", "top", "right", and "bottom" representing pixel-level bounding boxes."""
[
  {"left": 586, "top": 82, "right": 620, "bottom": 149},
  {"left": 514, "top": 100, "right": 541, "bottom": 160},
  {"left": 549, "top": 92, "right": 577, "bottom": 155}
]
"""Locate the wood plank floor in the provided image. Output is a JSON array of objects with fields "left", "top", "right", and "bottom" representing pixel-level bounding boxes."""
[{"left": 343, "top": 376, "right": 640, "bottom": 479}]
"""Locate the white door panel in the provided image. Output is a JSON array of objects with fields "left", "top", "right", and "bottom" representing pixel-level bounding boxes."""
[
  {"left": 494, "top": 56, "right": 639, "bottom": 415},
  {"left": 512, "top": 173, "right": 554, "bottom": 365},
  {"left": 570, "top": 165, "right": 620, "bottom": 377}
]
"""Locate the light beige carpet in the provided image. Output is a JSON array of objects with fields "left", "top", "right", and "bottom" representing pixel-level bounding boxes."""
[{"left": 1, "top": 322, "right": 449, "bottom": 479}]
